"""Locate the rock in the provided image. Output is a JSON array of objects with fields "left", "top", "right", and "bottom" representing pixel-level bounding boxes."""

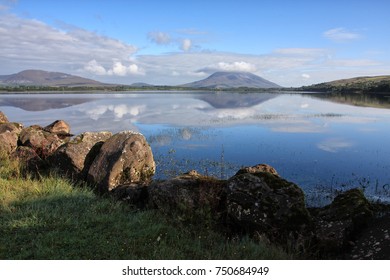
[
  {"left": 111, "top": 183, "right": 149, "bottom": 209},
  {"left": 49, "top": 131, "right": 112, "bottom": 180},
  {"left": 0, "top": 111, "right": 9, "bottom": 124},
  {"left": 44, "top": 120, "right": 70, "bottom": 134},
  {"left": 313, "top": 188, "right": 374, "bottom": 254},
  {"left": 318, "top": 188, "right": 373, "bottom": 227},
  {"left": 87, "top": 131, "right": 155, "bottom": 192},
  {"left": 19, "top": 125, "right": 66, "bottom": 159},
  {"left": 148, "top": 170, "right": 227, "bottom": 223},
  {"left": 235, "top": 163, "right": 279, "bottom": 177},
  {"left": 11, "top": 146, "right": 44, "bottom": 176},
  {"left": 226, "top": 165, "right": 310, "bottom": 238},
  {"left": 43, "top": 120, "right": 72, "bottom": 140},
  {"left": 0, "top": 122, "right": 23, "bottom": 154},
  {"left": 0, "top": 122, "right": 23, "bottom": 134}
]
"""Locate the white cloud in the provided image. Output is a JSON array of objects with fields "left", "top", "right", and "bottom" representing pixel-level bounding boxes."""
[
  {"left": 181, "top": 38, "right": 192, "bottom": 51},
  {"left": 148, "top": 31, "right": 171, "bottom": 45},
  {"left": 147, "top": 31, "right": 194, "bottom": 52},
  {"left": 84, "top": 60, "right": 107, "bottom": 75},
  {"left": 323, "top": 28, "right": 361, "bottom": 42},
  {"left": 301, "top": 73, "right": 310, "bottom": 79},
  {"left": 84, "top": 60, "right": 144, "bottom": 76},
  {"left": 217, "top": 61, "right": 257, "bottom": 72},
  {"left": 0, "top": 14, "right": 137, "bottom": 75},
  {"left": 199, "top": 61, "right": 258, "bottom": 73},
  {"left": 108, "top": 62, "right": 128, "bottom": 76}
]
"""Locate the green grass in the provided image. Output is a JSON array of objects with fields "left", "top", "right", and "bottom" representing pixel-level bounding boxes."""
[{"left": 0, "top": 155, "right": 290, "bottom": 259}]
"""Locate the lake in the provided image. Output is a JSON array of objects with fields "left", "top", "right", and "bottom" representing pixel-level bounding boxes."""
[{"left": 1, "top": 91, "right": 390, "bottom": 206}]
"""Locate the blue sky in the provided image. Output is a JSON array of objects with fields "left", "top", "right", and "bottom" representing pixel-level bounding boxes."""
[{"left": 1, "top": 0, "right": 389, "bottom": 86}]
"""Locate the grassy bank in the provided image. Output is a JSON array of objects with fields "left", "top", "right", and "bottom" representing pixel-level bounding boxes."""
[{"left": 0, "top": 156, "right": 290, "bottom": 259}]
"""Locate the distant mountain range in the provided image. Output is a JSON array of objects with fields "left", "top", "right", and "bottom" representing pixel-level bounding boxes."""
[
  {"left": 1, "top": 69, "right": 389, "bottom": 93},
  {"left": 0, "top": 70, "right": 281, "bottom": 89},
  {"left": 182, "top": 71, "right": 281, "bottom": 89},
  {"left": 0, "top": 69, "right": 109, "bottom": 87}
]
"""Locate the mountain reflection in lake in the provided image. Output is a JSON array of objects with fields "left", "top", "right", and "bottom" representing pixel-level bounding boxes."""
[{"left": 1, "top": 91, "right": 390, "bottom": 206}]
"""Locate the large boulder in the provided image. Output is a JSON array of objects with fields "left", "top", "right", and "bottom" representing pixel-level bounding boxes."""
[
  {"left": 87, "top": 131, "right": 155, "bottom": 192},
  {"left": 226, "top": 164, "right": 310, "bottom": 238},
  {"left": 49, "top": 131, "right": 112, "bottom": 180},
  {"left": 0, "top": 111, "right": 9, "bottom": 124},
  {"left": 148, "top": 170, "right": 227, "bottom": 223},
  {"left": 0, "top": 122, "right": 23, "bottom": 155},
  {"left": 19, "top": 125, "right": 67, "bottom": 159},
  {"left": 313, "top": 188, "right": 374, "bottom": 254}
]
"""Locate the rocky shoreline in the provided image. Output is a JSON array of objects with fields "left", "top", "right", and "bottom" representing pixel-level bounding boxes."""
[{"left": 1, "top": 110, "right": 389, "bottom": 259}]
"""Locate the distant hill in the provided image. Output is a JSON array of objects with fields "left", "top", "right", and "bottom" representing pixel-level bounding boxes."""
[
  {"left": 0, "top": 70, "right": 109, "bottom": 87},
  {"left": 299, "top": 75, "right": 390, "bottom": 94},
  {"left": 130, "top": 82, "right": 155, "bottom": 88},
  {"left": 181, "top": 72, "right": 281, "bottom": 89}
]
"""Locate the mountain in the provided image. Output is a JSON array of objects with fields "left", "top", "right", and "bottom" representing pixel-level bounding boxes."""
[
  {"left": 0, "top": 70, "right": 108, "bottom": 87},
  {"left": 299, "top": 75, "right": 390, "bottom": 94},
  {"left": 181, "top": 71, "right": 281, "bottom": 89}
]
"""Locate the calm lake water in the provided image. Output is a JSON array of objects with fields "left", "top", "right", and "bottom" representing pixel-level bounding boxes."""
[{"left": 1, "top": 91, "right": 390, "bottom": 206}]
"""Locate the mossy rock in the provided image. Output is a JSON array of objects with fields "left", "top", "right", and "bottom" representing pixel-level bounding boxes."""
[
  {"left": 312, "top": 188, "right": 374, "bottom": 255},
  {"left": 318, "top": 188, "right": 374, "bottom": 228},
  {"left": 148, "top": 171, "right": 227, "bottom": 225},
  {"left": 226, "top": 169, "right": 310, "bottom": 236}
]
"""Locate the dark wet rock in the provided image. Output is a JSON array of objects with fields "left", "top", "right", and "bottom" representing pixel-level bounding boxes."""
[
  {"left": 148, "top": 170, "right": 227, "bottom": 223},
  {"left": 87, "top": 131, "right": 155, "bottom": 192},
  {"left": 49, "top": 131, "right": 112, "bottom": 180},
  {"left": 0, "top": 122, "right": 23, "bottom": 154},
  {"left": 111, "top": 183, "right": 149, "bottom": 209},
  {"left": 0, "top": 111, "right": 9, "bottom": 124},
  {"left": 312, "top": 188, "right": 374, "bottom": 255},
  {"left": 317, "top": 188, "right": 373, "bottom": 227},
  {"left": 18, "top": 125, "right": 66, "bottom": 159},
  {"left": 226, "top": 166, "right": 310, "bottom": 239}
]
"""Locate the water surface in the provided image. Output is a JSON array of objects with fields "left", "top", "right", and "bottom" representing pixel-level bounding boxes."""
[{"left": 1, "top": 91, "right": 390, "bottom": 206}]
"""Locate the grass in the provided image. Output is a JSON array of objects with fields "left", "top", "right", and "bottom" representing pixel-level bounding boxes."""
[{"left": 0, "top": 155, "right": 290, "bottom": 259}]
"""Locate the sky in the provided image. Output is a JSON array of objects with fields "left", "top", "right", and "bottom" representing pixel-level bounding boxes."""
[{"left": 0, "top": 0, "right": 390, "bottom": 87}]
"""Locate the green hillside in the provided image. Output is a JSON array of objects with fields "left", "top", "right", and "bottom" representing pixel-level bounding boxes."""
[{"left": 300, "top": 76, "right": 390, "bottom": 94}]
